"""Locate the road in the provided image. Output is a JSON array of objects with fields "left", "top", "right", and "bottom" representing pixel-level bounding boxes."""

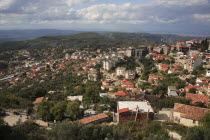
[{"left": 135, "top": 59, "right": 144, "bottom": 88}]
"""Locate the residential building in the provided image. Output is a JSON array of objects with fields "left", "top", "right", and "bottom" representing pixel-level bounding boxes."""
[
  {"left": 158, "top": 64, "right": 169, "bottom": 72},
  {"left": 117, "top": 101, "right": 154, "bottom": 123},
  {"left": 67, "top": 96, "right": 83, "bottom": 102},
  {"left": 196, "top": 77, "right": 208, "bottom": 87},
  {"left": 148, "top": 74, "right": 164, "bottom": 85},
  {"left": 88, "top": 68, "right": 98, "bottom": 81},
  {"left": 186, "top": 93, "right": 209, "bottom": 107},
  {"left": 116, "top": 67, "right": 126, "bottom": 77},
  {"left": 173, "top": 103, "right": 210, "bottom": 127},
  {"left": 114, "top": 91, "right": 129, "bottom": 97},
  {"left": 125, "top": 70, "right": 135, "bottom": 79},
  {"left": 79, "top": 113, "right": 109, "bottom": 125},
  {"left": 33, "top": 97, "right": 45, "bottom": 104},
  {"left": 126, "top": 45, "right": 147, "bottom": 58},
  {"left": 65, "top": 53, "right": 71, "bottom": 60},
  {"left": 103, "top": 60, "right": 113, "bottom": 71},
  {"left": 168, "top": 86, "right": 178, "bottom": 96}
]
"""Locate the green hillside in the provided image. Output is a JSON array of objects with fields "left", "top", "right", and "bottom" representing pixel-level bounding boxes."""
[
  {"left": 0, "top": 31, "right": 207, "bottom": 52},
  {"left": 38, "top": 32, "right": 106, "bottom": 40}
]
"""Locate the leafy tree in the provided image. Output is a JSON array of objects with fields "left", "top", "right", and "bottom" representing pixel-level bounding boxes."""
[
  {"left": 200, "top": 112, "right": 210, "bottom": 129},
  {"left": 152, "top": 97, "right": 191, "bottom": 110},
  {"left": 189, "top": 88, "right": 197, "bottom": 94},
  {"left": 186, "top": 77, "right": 196, "bottom": 85},
  {"left": 160, "top": 48, "right": 164, "bottom": 54},
  {"left": 11, "top": 121, "right": 46, "bottom": 140},
  {"left": 194, "top": 102, "right": 207, "bottom": 108},
  {"left": 50, "top": 104, "right": 65, "bottom": 120},
  {"left": 97, "top": 106, "right": 105, "bottom": 113},
  {"left": 0, "top": 94, "right": 32, "bottom": 109},
  {"left": 184, "top": 127, "right": 210, "bottom": 140},
  {"left": 38, "top": 101, "right": 54, "bottom": 121},
  {"left": 66, "top": 101, "right": 81, "bottom": 120}
]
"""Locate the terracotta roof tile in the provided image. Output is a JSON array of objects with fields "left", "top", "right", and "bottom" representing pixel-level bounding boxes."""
[
  {"left": 186, "top": 93, "right": 209, "bottom": 106},
  {"left": 118, "top": 108, "right": 129, "bottom": 114},
  {"left": 114, "top": 91, "right": 129, "bottom": 96},
  {"left": 174, "top": 103, "right": 210, "bottom": 120},
  {"left": 33, "top": 97, "right": 44, "bottom": 104},
  {"left": 79, "top": 113, "right": 108, "bottom": 124}
]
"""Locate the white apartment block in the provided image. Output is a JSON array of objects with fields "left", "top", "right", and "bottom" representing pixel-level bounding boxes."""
[{"left": 116, "top": 67, "right": 126, "bottom": 76}]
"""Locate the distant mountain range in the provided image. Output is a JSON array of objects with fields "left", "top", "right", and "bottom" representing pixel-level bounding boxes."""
[
  {"left": 0, "top": 29, "right": 82, "bottom": 42},
  {"left": 0, "top": 29, "right": 209, "bottom": 43}
]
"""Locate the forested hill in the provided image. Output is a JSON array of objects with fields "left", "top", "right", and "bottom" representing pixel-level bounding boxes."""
[
  {"left": 0, "top": 29, "right": 81, "bottom": 42},
  {"left": 0, "top": 32, "right": 113, "bottom": 51},
  {"left": 0, "top": 32, "right": 208, "bottom": 52},
  {"left": 104, "top": 32, "right": 206, "bottom": 44}
]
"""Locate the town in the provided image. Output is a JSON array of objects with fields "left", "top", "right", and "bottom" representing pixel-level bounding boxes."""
[{"left": 0, "top": 35, "right": 210, "bottom": 139}]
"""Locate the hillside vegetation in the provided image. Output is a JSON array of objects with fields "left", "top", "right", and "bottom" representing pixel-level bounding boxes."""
[{"left": 0, "top": 32, "right": 206, "bottom": 52}]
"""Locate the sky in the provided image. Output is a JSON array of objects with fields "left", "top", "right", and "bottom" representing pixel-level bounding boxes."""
[{"left": 0, "top": 0, "right": 210, "bottom": 35}]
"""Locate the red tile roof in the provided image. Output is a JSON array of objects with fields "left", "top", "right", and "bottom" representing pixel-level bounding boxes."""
[
  {"left": 114, "top": 91, "right": 129, "bottom": 96},
  {"left": 33, "top": 97, "right": 44, "bottom": 104},
  {"left": 160, "top": 64, "right": 169, "bottom": 68},
  {"left": 174, "top": 103, "right": 210, "bottom": 120},
  {"left": 79, "top": 113, "right": 108, "bottom": 124},
  {"left": 122, "top": 80, "right": 133, "bottom": 85},
  {"left": 186, "top": 93, "right": 209, "bottom": 106},
  {"left": 185, "top": 86, "right": 198, "bottom": 89},
  {"left": 118, "top": 108, "right": 129, "bottom": 114}
]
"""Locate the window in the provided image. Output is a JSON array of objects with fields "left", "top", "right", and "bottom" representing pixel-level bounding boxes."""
[{"left": 193, "top": 120, "right": 196, "bottom": 124}]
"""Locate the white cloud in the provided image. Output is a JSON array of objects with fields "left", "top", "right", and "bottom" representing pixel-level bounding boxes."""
[
  {"left": 0, "top": 0, "right": 210, "bottom": 34},
  {"left": 65, "top": 0, "right": 99, "bottom": 7},
  {"left": 0, "top": 0, "right": 15, "bottom": 10},
  {"left": 154, "top": 0, "right": 209, "bottom": 6},
  {"left": 193, "top": 14, "right": 210, "bottom": 22}
]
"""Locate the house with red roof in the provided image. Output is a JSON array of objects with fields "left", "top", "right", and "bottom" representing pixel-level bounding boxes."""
[
  {"left": 117, "top": 101, "right": 154, "bottom": 123},
  {"left": 78, "top": 113, "right": 109, "bottom": 125},
  {"left": 186, "top": 93, "right": 209, "bottom": 107},
  {"left": 158, "top": 63, "right": 169, "bottom": 72},
  {"left": 148, "top": 74, "right": 164, "bottom": 85},
  {"left": 114, "top": 91, "right": 129, "bottom": 97},
  {"left": 33, "top": 97, "right": 45, "bottom": 104},
  {"left": 196, "top": 77, "right": 209, "bottom": 87},
  {"left": 155, "top": 54, "right": 166, "bottom": 60},
  {"left": 121, "top": 80, "right": 135, "bottom": 91},
  {"left": 173, "top": 103, "right": 210, "bottom": 126}
]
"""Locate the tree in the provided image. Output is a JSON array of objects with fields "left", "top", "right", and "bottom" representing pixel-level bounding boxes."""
[
  {"left": 200, "top": 112, "right": 210, "bottom": 129},
  {"left": 184, "top": 127, "right": 207, "bottom": 140},
  {"left": 160, "top": 48, "right": 164, "bottom": 54},
  {"left": 37, "top": 101, "right": 54, "bottom": 121},
  {"left": 189, "top": 88, "right": 197, "bottom": 94},
  {"left": 194, "top": 102, "right": 207, "bottom": 108},
  {"left": 50, "top": 104, "right": 64, "bottom": 120},
  {"left": 11, "top": 120, "right": 46, "bottom": 140},
  {"left": 66, "top": 101, "right": 81, "bottom": 120}
]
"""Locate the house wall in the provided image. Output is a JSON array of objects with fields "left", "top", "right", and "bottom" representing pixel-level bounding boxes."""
[
  {"left": 173, "top": 111, "right": 199, "bottom": 127},
  {"left": 117, "top": 112, "right": 153, "bottom": 124},
  {"left": 180, "top": 118, "right": 198, "bottom": 127}
]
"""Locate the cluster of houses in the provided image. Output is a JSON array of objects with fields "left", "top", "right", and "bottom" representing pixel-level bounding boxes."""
[{"left": 1, "top": 38, "right": 210, "bottom": 127}]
